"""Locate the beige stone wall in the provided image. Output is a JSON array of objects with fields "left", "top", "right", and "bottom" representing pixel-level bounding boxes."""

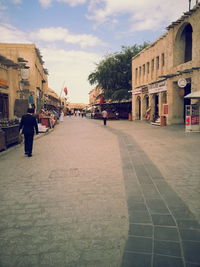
[
  {"left": 0, "top": 63, "right": 19, "bottom": 119},
  {"left": 132, "top": 4, "right": 200, "bottom": 125},
  {"left": 0, "top": 43, "right": 49, "bottom": 117}
]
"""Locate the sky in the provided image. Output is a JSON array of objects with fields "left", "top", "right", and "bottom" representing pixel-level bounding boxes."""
[{"left": 0, "top": 0, "right": 193, "bottom": 103}]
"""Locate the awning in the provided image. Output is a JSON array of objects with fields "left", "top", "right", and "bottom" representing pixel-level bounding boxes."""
[{"left": 184, "top": 91, "right": 200, "bottom": 99}]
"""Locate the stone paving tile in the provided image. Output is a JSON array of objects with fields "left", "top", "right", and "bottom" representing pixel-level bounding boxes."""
[
  {"left": 122, "top": 252, "right": 152, "bottom": 267},
  {"left": 153, "top": 254, "right": 184, "bottom": 267},
  {"left": 129, "top": 223, "right": 153, "bottom": 238},
  {"left": 0, "top": 117, "right": 129, "bottom": 267},
  {"left": 1, "top": 118, "right": 200, "bottom": 267},
  {"left": 107, "top": 127, "right": 200, "bottom": 267},
  {"left": 154, "top": 240, "right": 182, "bottom": 257},
  {"left": 154, "top": 226, "right": 179, "bottom": 241}
]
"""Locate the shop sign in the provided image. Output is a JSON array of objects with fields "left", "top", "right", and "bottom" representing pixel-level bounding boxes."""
[
  {"left": 142, "top": 87, "right": 148, "bottom": 94},
  {"left": 191, "top": 115, "right": 199, "bottom": 125},
  {"left": 0, "top": 79, "right": 8, "bottom": 87},
  {"left": 178, "top": 78, "right": 187, "bottom": 88},
  {"left": 132, "top": 88, "right": 142, "bottom": 95},
  {"left": 148, "top": 81, "right": 167, "bottom": 94},
  {"left": 162, "top": 104, "right": 169, "bottom": 115}
]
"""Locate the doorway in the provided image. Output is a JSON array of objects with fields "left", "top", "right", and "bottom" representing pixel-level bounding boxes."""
[
  {"left": 154, "top": 94, "right": 159, "bottom": 119},
  {"left": 184, "top": 83, "right": 191, "bottom": 120},
  {"left": 0, "top": 93, "right": 9, "bottom": 119},
  {"left": 137, "top": 96, "right": 141, "bottom": 120}
]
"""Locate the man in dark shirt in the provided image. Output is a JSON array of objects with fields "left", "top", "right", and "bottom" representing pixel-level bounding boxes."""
[{"left": 19, "top": 108, "right": 38, "bottom": 157}]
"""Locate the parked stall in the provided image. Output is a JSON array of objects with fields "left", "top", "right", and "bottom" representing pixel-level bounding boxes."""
[{"left": 0, "top": 119, "right": 20, "bottom": 148}]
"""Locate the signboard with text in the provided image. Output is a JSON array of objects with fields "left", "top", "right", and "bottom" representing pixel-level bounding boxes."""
[
  {"left": 132, "top": 88, "right": 142, "bottom": 95},
  {"left": 148, "top": 81, "right": 167, "bottom": 94},
  {"left": 162, "top": 104, "right": 169, "bottom": 115}
]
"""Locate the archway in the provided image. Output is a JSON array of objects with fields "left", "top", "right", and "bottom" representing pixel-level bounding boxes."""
[{"left": 174, "top": 23, "right": 193, "bottom": 66}]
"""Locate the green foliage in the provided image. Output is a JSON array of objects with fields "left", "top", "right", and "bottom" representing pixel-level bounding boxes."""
[{"left": 88, "top": 42, "right": 149, "bottom": 102}]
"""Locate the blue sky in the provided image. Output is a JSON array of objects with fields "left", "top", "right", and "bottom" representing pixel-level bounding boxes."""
[{"left": 0, "top": 0, "right": 191, "bottom": 103}]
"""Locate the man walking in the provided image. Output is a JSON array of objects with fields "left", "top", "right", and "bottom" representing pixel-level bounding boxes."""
[
  {"left": 19, "top": 108, "right": 38, "bottom": 157},
  {"left": 102, "top": 109, "right": 108, "bottom": 126}
]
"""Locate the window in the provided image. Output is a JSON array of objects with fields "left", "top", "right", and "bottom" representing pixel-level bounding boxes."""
[
  {"left": 147, "top": 62, "right": 150, "bottom": 74},
  {"left": 139, "top": 66, "right": 142, "bottom": 77},
  {"left": 151, "top": 59, "right": 154, "bottom": 72},
  {"left": 161, "top": 53, "right": 165, "bottom": 66},
  {"left": 174, "top": 23, "right": 193, "bottom": 65},
  {"left": 156, "top": 56, "right": 159, "bottom": 70},
  {"left": 143, "top": 64, "right": 145, "bottom": 75},
  {"left": 184, "top": 24, "right": 192, "bottom": 62},
  {"left": 135, "top": 68, "right": 138, "bottom": 82}
]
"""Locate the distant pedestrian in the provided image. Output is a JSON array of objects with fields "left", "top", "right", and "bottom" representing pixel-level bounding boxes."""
[
  {"left": 102, "top": 109, "right": 108, "bottom": 126},
  {"left": 115, "top": 111, "right": 119, "bottom": 120},
  {"left": 19, "top": 108, "right": 38, "bottom": 157},
  {"left": 60, "top": 110, "right": 64, "bottom": 122}
]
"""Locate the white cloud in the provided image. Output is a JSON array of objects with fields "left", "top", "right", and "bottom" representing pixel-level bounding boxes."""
[
  {"left": 0, "top": 23, "right": 30, "bottom": 43},
  {"left": 87, "top": 0, "right": 189, "bottom": 31},
  {"left": 38, "top": 0, "right": 86, "bottom": 8},
  {"left": 39, "top": 0, "right": 52, "bottom": 8},
  {"left": 41, "top": 48, "right": 101, "bottom": 103},
  {"left": 56, "top": 0, "right": 86, "bottom": 7},
  {"left": 30, "top": 27, "right": 105, "bottom": 48},
  {"left": 0, "top": 23, "right": 102, "bottom": 103}
]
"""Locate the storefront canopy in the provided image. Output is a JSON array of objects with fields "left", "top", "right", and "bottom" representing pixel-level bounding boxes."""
[{"left": 184, "top": 91, "right": 200, "bottom": 99}]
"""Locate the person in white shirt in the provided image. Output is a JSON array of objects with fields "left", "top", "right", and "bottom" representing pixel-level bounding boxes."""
[
  {"left": 59, "top": 110, "right": 64, "bottom": 122},
  {"left": 102, "top": 110, "right": 108, "bottom": 126}
]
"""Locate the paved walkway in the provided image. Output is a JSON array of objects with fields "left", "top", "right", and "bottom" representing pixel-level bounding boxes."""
[{"left": 0, "top": 117, "right": 200, "bottom": 267}]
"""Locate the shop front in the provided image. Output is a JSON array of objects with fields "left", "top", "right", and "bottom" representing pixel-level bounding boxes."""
[
  {"left": 184, "top": 91, "right": 200, "bottom": 132},
  {"left": 132, "top": 88, "right": 142, "bottom": 120},
  {"left": 148, "top": 80, "right": 167, "bottom": 125}
]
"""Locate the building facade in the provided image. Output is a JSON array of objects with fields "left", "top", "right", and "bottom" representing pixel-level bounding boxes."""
[
  {"left": 0, "top": 55, "right": 19, "bottom": 119},
  {"left": 44, "top": 88, "right": 61, "bottom": 111},
  {"left": 132, "top": 3, "right": 200, "bottom": 125},
  {"left": 0, "top": 43, "right": 48, "bottom": 118},
  {"left": 88, "top": 87, "right": 102, "bottom": 105}
]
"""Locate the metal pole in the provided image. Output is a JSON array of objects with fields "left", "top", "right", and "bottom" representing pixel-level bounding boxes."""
[
  {"left": 189, "top": 0, "right": 191, "bottom": 10},
  {"left": 59, "top": 81, "right": 65, "bottom": 98}
]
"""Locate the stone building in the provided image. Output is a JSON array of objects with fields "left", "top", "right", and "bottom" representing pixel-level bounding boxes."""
[
  {"left": 0, "top": 55, "right": 19, "bottom": 119},
  {"left": 132, "top": 3, "right": 200, "bottom": 125},
  {"left": 88, "top": 87, "right": 102, "bottom": 105},
  {"left": 0, "top": 43, "right": 48, "bottom": 118},
  {"left": 44, "top": 88, "right": 61, "bottom": 111}
]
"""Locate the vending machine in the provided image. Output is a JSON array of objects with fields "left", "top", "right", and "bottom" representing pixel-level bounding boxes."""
[{"left": 185, "top": 104, "right": 200, "bottom": 132}]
